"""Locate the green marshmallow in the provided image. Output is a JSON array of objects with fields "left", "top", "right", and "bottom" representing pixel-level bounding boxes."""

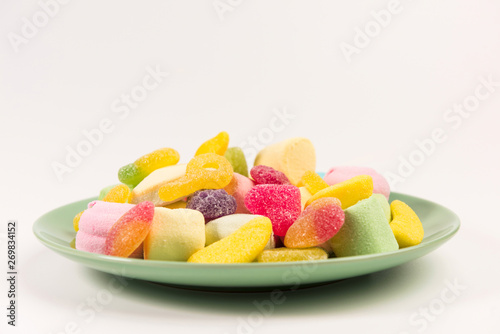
[
  {"left": 329, "top": 195, "right": 399, "bottom": 257},
  {"left": 224, "top": 147, "right": 249, "bottom": 177},
  {"left": 372, "top": 193, "right": 391, "bottom": 222}
]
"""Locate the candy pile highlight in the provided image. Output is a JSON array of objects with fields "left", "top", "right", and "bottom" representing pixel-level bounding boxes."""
[{"left": 74, "top": 134, "right": 425, "bottom": 264}]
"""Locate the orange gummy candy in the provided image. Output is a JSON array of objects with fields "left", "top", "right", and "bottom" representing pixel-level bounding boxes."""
[
  {"left": 158, "top": 153, "right": 233, "bottom": 202},
  {"left": 195, "top": 131, "right": 229, "bottom": 156},
  {"left": 104, "top": 201, "right": 155, "bottom": 257}
]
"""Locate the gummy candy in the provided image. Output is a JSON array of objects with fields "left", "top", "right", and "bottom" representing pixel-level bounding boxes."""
[
  {"left": 118, "top": 148, "right": 180, "bottom": 187},
  {"left": 104, "top": 201, "right": 155, "bottom": 257},
  {"left": 187, "top": 189, "right": 237, "bottom": 221},
  {"left": 250, "top": 165, "right": 291, "bottom": 185},
  {"left": 224, "top": 147, "right": 249, "bottom": 177},
  {"left": 305, "top": 175, "right": 373, "bottom": 210},
  {"left": 329, "top": 195, "right": 399, "bottom": 257},
  {"left": 158, "top": 153, "right": 233, "bottom": 202},
  {"left": 299, "top": 171, "right": 328, "bottom": 195},
  {"left": 195, "top": 131, "right": 229, "bottom": 156},
  {"left": 298, "top": 187, "right": 312, "bottom": 210},
  {"left": 324, "top": 166, "right": 391, "bottom": 200},
  {"left": 389, "top": 200, "right": 424, "bottom": 248},
  {"left": 244, "top": 184, "right": 301, "bottom": 237},
  {"left": 144, "top": 208, "right": 205, "bottom": 261},
  {"left": 187, "top": 216, "right": 272, "bottom": 263},
  {"left": 257, "top": 247, "right": 328, "bottom": 262},
  {"left": 102, "top": 184, "right": 131, "bottom": 203},
  {"left": 284, "top": 197, "right": 344, "bottom": 248},
  {"left": 73, "top": 211, "right": 83, "bottom": 232}
]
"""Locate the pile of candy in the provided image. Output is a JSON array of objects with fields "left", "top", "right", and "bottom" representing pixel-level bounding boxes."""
[{"left": 74, "top": 132, "right": 424, "bottom": 263}]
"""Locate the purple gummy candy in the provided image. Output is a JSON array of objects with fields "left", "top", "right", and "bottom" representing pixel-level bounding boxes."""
[
  {"left": 186, "top": 189, "right": 237, "bottom": 221},
  {"left": 250, "top": 165, "right": 291, "bottom": 185}
]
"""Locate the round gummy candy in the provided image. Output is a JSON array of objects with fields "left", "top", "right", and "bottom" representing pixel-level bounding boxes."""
[
  {"left": 244, "top": 184, "right": 301, "bottom": 236},
  {"left": 250, "top": 165, "right": 291, "bottom": 185},
  {"left": 187, "top": 189, "right": 237, "bottom": 221}
]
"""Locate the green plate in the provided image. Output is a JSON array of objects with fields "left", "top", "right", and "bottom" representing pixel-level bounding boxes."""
[{"left": 33, "top": 192, "right": 460, "bottom": 291}]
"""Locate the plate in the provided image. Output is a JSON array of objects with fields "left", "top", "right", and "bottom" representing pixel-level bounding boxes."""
[{"left": 33, "top": 192, "right": 460, "bottom": 291}]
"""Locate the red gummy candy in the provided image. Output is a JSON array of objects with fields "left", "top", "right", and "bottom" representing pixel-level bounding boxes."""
[
  {"left": 104, "top": 201, "right": 155, "bottom": 257},
  {"left": 250, "top": 165, "right": 291, "bottom": 185},
  {"left": 244, "top": 184, "right": 301, "bottom": 236},
  {"left": 284, "top": 197, "right": 345, "bottom": 248}
]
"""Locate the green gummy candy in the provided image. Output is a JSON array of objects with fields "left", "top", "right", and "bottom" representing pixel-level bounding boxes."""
[
  {"left": 118, "top": 163, "right": 146, "bottom": 187},
  {"left": 372, "top": 193, "right": 391, "bottom": 222},
  {"left": 224, "top": 147, "right": 248, "bottom": 177},
  {"left": 329, "top": 195, "right": 399, "bottom": 257}
]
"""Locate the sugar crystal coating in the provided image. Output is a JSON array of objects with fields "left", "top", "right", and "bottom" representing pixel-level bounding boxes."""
[
  {"left": 104, "top": 201, "right": 155, "bottom": 257},
  {"left": 325, "top": 166, "right": 390, "bottom": 200},
  {"left": 250, "top": 165, "right": 291, "bottom": 185},
  {"left": 195, "top": 131, "right": 230, "bottom": 156},
  {"left": 118, "top": 148, "right": 180, "bottom": 187},
  {"left": 102, "top": 184, "right": 131, "bottom": 203},
  {"left": 224, "top": 147, "right": 249, "bottom": 177},
  {"left": 187, "top": 217, "right": 272, "bottom": 263},
  {"left": 305, "top": 175, "right": 373, "bottom": 209},
  {"left": 284, "top": 197, "right": 344, "bottom": 248},
  {"left": 390, "top": 200, "right": 424, "bottom": 248},
  {"left": 187, "top": 189, "right": 237, "bottom": 221},
  {"left": 158, "top": 153, "right": 233, "bottom": 202},
  {"left": 257, "top": 247, "right": 328, "bottom": 262},
  {"left": 244, "top": 184, "right": 301, "bottom": 236},
  {"left": 299, "top": 171, "right": 329, "bottom": 195}
]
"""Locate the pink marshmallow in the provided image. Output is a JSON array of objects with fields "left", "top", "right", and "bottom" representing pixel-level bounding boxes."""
[
  {"left": 324, "top": 166, "right": 390, "bottom": 200},
  {"left": 75, "top": 201, "right": 134, "bottom": 254}
]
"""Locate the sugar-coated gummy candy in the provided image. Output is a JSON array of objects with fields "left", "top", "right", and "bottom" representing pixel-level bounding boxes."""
[
  {"left": 130, "top": 164, "right": 187, "bottom": 206},
  {"left": 244, "top": 184, "right": 301, "bottom": 237},
  {"left": 187, "top": 217, "right": 272, "bottom": 263},
  {"left": 118, "top": 148, "right": 180, "bottom": 187},
  {"left": 104, "top": 201, "right": 155, "bottom": 257},
  {"left": 284, "top": 197, "right": 344, "bottom": 248},
  {"left": 73, "top": 211, "right": 83, "bottom": 232},
  {"left": 256, "top": 247, "right": 328, "bottom": 263},
  {"left": 158, "top": 153, "right": 233, "bottom": 202},
  {"left": 250, "top": 165, "right": 291, "bottom": 185},
  {"left": 254, "top": 137, "right": 316, "bottom": 186},
  {"left": 299, "top": 187, "right": 312, "bottom": 210},
  {"left": 329, "top": 195, "right": 399, "bottom": 257},
  {"left": 305, "top": 175, "right": 373, "bottom": 210},
  {"left": 324, "top": 166, "right": 391, "bottom": 200},
  {"left": 205, "top": 214, "right": 275, "bottom": 249},
  {"left": 224, "top": 147, "right": 249, "bottom": 177},
  {"left": 224, "top": 173, "right": 255, "bottom": 213},
  {"left": 75, "top": 201, "right": 134, "bottom": 254},
  {"left": 102, "top": 184, "right": 131, "bottom": 203},
  {"left": 389, "top": 200, "right": 424, "bottom": 248},
  {"left": 164, "top": 200, "right": 187, "bottom": 209},
  {"left": 98, "top": 184, "right": 120, "bottom": 200},
  {"left": 195, "top": 131, "right": 230, "bottom": 156},
  {"left": 299, "top": 171, "right": 329, "bottom": 195},
  {"left": 187, "top": 189, "right": 237, "bottom": 221},
  {"left": 144, "top": 208, "right": 205, "bottom": 261}
]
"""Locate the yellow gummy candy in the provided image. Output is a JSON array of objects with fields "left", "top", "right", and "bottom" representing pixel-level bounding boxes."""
[
  {"left": 73, "top": 211, "right": 83, "bottom": 232},
  {"left": 164, "top": 200, "right": 187, "bottom": 209},
  {"left": 135, "top": 148, "right": 180, "bottom": 175},
  {"left": 390, "top": 200, "right": 424, "bottom": 248},
  {"left": 257, "top": 247, "right": 328, "bottom": 262},
  {"left": 300, "top": 171, "right": 329, "bottom": 195},
  {"left": 305, "top": 175, "right": 373, "bottom": 210},
  {"left": 158, "top": 153, "right": 233, "bottom": 202},
  {"left": 195, "top": 131, "right": 230, "bottom": 156},
  {"left": 102, "top": 184, "right": 131, "bottom": 203},
  {"left": 187, "top": 217, "right": 272, "bottom": 263}
]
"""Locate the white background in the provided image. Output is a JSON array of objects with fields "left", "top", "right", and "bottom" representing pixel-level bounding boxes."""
[{"left": 1, "top": 0, "right": 500, "bottom": 333}]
